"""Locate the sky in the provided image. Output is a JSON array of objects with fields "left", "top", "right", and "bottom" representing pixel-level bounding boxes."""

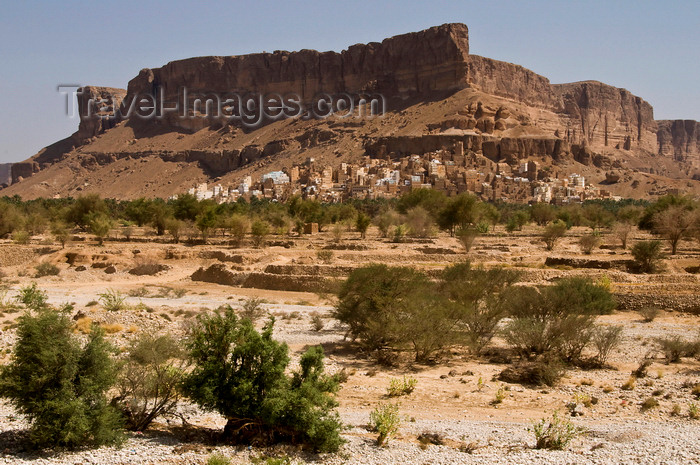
[{"left": 0, "top": 0, "right": 698, "bottom": 163}]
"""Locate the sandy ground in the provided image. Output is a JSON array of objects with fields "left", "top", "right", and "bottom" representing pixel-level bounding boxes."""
[{"left": 0, "top": 225, "right": 699, "bottom": 464}]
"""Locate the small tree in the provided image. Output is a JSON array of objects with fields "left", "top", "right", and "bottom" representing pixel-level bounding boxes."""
[
  {"left": 653, "top": 205, "right": 697, "bottom": 255},
  {"left": 226, "top": 213, "right": 249, "bottom": 246},
  {"left": 578, "top": 233, "right": 601, "bottom": 255},
  {"left": 50, "top": 221, "right": 71, "bottom": 249},
  {"left": 456, "top": 227, "right": 479, "bottom": 253},
  {"left": 195, "top": 208, "right": 218, "bottom": 243},
  {"left": 631, "top": 240, "right": 665, "bottom": 273},
  {"left": 182, "top": 308, "right": 342, "bottom": 452},
  {"left": 405, "top": 206, "right": 434, "bottom": 238},
  {"left": 87, "top": 212, "right": 114, "bottom": 246},
  {"left": 165, "top": 217, "right": 184, "bottom": 244},
  {"left": 114, "top": 334, "right": 186, "bottom": 431},
  {"left": 355, "top": 212, "right": 371, "bottom": 239},
  {"left": 0, "top": 294, "right": 122, "bottom": 448},
  {"left": 612, "top": 221, "right": 634, "bottom": 249},
  {"left": 542, "top": 220, "right": 567, "bottom": 251},
  {"left": 251, "top": 219, "right": 270, "bottom": 248}
]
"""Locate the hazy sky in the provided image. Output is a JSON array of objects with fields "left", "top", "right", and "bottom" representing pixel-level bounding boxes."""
[{"left": 0, "top": 0, "right": 698, "bottom": 163}]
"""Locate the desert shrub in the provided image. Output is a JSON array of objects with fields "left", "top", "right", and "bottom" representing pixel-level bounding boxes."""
[
  {"left": 12, "top": 230, "right": 30, "bottom": 244},
  {"left": 392, "top": 224, "right": 406, "bottom": 242},
  {"left": 0, "top": 299, "right": 123, "bottom": 448},
  {"left": 641, "top": 397, "right": 659, "bottom": 411},
  {"left": 503, "top": 277, "right": 615, "bottom": 363},
  {"left": 34, "top": 262, "right": 60, "bottom": 277},
  {"left": 656, "top": 335, "right": 692, "bottom": 363},
  {"left": 531, "top": 411, "right": 582, "bottom": 450},
  {"left": 591, "top": 325, "right": 623, "bottom": 366},
  {"left": 239, "top": 298, "right": 267, "bottom": 323},
  {"left": 16, "top": 282, "right": 48, "bottom": 311},
  {"left": 335, "top": 262, "right": 520, "bottom": 362},
  {"left": 578, "top": 233, "right": 601, "bottom": 255},
  {"left": 334, "top": 264, "right": 431, "bottom": 354},
  {"left": 530, "top": 203, "right": 556, "bottom": 226},
  {"left": 456, "top": 227, "right": 479, "bottom": 253},
  {"left": 206, "top": 453, "right": 231, "bottom": 465},
  {"left": 317, "top": 249, "right": 334, "bottom": 264},
  {"left": 99, "top": 289, "right": 128, "bottom": 312},
  {"left": 369, "top": 402, "right": 401, "bottom": 446},
  {"left": 652, "top": 204, "right": 698, "bottom": 255},
  {"left": 498, "top": 358, "right": 565, "bottom": 387},
  {"left": 165, "top": 218, "right": 185, "bottom": 244},
  {"left": 440, "top": 262, "right": 520, "bottom": 354},
  {"left": 639, "top": 306, "right": 660, "bottom": 323},
  {"left": 690, "top": 402, "right": 699, "bottom": 419},
  {"left": 387, "top": 376, "right": 417, "bottom": 397},
  {"left": 374, "top": 209, "right": 401, "bottom": 238},
  {"left": 114, "top": 334, "right": 186, "bottom": 431},
  {"left": 542, "top": 220, "right": 567, "bottom": 251},
  {"left": 612, "top": 222, "right": 634, "bottom": 249},
  {"left": 251, "top": 219, "right": 270, "bottom": 247},
  {"left": 87, "top": 212, "right": 115, "bottom": 246},
  {"left": 50, "top": 221, "right": 71, "bottom": 248},
  {"left": 310, "top": 312, "right": 325, "bottom": 332},
  {"left": 405, "top": 206, "right": 434, "bottom": 238},
  {"left": 181, "top": 308, "right": 342, "bottom": 452},
  {"left": 195, "top": 208, "right": 218, "bottom": 242},
  {"left": 630, "top": 240, "right": 665, "bottom": 273},
  {"left": 510, "top": 210, "right": 530, "bottom": 231}
]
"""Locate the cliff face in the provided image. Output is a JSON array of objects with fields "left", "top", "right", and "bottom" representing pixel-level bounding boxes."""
[
  {"left": 6, "top": 22, "right": 698, "bottom": 196},
  {"left": 126, "top": 23, "right": 471, "bottom": 129},
  {"left": 72, "top": 86, "right": 127, "bottom": 145},
  {"left": 657, "top": 120, "right": 700, "bottom": 166},
  {"left": 553, "top": 81, "right": 656, "bottom": 151}
]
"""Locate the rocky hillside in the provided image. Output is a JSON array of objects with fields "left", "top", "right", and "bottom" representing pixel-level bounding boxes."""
[{"left": 4, "top": 23, "right": 699, "bottom": 199}]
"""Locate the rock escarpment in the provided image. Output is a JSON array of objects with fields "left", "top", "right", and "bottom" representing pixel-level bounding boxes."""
[
  {"left": 6, "top": 22, "right": 699, "bottom": 194},
  {"left": 657, "top": 120, "right": 700, "bottom": 166}
]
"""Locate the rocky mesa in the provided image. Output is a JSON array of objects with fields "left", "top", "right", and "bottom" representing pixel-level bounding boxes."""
[{"left": 4, "top": 22, "right": 699, "bottom": 200}]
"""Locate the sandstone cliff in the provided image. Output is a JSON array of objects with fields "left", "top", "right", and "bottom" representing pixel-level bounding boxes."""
[
  {"left": 657, "top": 120, "right": 700, "bottom": 165},
  {"left": 5, "top": 22, "right": 698, "bottom": 198}
]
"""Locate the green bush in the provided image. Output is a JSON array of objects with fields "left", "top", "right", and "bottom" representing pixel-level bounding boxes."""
[
  {"left": 387, "top": 376, "right": 417, "bottom": 397},
  {"left": 531, "top": 411, "right": 582, "bottom": 450},
  {"left": 0, "top": 295, "right": 123, "bottom": 448},
  {"left": 631, "top": 240, "right": 665, "bottom": 273},
  {"left": 369, "top": 402, "right": 401, "bottom": 446},
  {"left": 503, "top": 277, "right": 616, "bottom": 363},
  {"left": 239, "top": 297, "right": 267, "bottom": 323},
  {"left": 99, "top": 289, "right": 128, "bottom": 312},
  {"left": 34, "top": 262, "right": 60, "bottom": 277},
  {"left": 207, "top": 453, "right": 231, "bottom": 465},
  {"left": 251, "top": 219, "right": 270, "bottom": 247},
  {"left": 181, "top": 308, "right": 343, "bottom": 452},
  {"left": 334, "top": 263, "right": 520, "bottom": 361},
  {"left": 114, "top": 334, "right": 186, "bottom": 431}
]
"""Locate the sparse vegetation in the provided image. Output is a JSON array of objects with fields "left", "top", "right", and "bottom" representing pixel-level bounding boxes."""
[
  {"left": 531, "top": 411, "right": 582, "bottom": 450},
  {"left": 369, "top": 402, "right": 401, "bottom": 446},
  {"left": 387, "top": 376, "right": 417, "bottom": 397},
  {"left": 34, "top": 262, "right": 60, "bottom": 277},
  {"left": 99, "top": 289, "right": 128, "bottom": 312}
]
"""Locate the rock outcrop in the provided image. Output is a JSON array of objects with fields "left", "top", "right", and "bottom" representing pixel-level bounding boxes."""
[
  {"left": 72, "top": 86, "right": 126, "bottom": 145},
  {"left": 4, "top": 22, "right": 699, "bottom": 195},
  {"left": 657, "top": 120, "right": 700, "bottom": 165},
  {"left": 126, "top": 23, "right": 471, "bottom": 129}
]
